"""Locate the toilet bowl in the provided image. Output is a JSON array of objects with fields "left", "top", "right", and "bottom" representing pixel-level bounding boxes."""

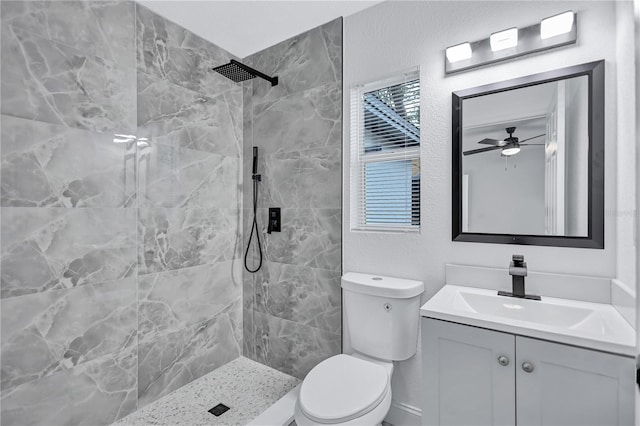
[
  {"left": 293, "top": 354, "right": 393, "bottom": 426},
  {"left": 293, "top": 273, "right": 424, "bottom": 426}
]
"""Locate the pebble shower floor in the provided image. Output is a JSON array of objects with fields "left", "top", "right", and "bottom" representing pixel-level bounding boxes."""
[{"left": 114, "top": 357, "right": 299, "bottom": 426}]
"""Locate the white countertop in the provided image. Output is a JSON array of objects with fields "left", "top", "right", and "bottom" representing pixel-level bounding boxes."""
[{"left": 421, "top": 285, "right": 636, "bottom": 357}]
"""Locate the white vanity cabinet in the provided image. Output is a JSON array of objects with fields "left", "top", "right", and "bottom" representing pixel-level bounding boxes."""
[{"left": 421, "top": 318, "right": 635, "bottom": 426}]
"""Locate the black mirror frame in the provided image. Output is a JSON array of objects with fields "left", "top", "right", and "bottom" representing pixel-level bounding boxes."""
[{"left": 452, "top": 60, "right": 605, "bottom": 249}]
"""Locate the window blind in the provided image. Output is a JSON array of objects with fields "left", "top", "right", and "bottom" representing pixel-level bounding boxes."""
[{"left": 350, "top": 69, "right": 421, "bottom": 232}]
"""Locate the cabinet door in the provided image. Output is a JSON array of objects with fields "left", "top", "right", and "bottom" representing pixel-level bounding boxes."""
[
  {"left": 422, "top": 319, "right": 516, "bottom": 425},
  {"left": 516, "top": 336, "right": 635, "bottom": 426}
]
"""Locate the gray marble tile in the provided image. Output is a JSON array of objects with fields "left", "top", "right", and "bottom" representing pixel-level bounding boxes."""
[
  {"left": 135, "top": 4, "right": 237, "bottom": 98},
  {"left": 253, "top": 311, "right": 341, "bottom": 379},
  {"left": 243, "top": 205, "right": 265, "bottom": 275},
  {"left": 261, "top": 208, "right": 341, "bottom": 272},
  {"left": 242, "top": 81, "right": 253, "bottom": 125},
  {"left": 243, "top": 309, "right": 255, "bottom": 361},
  {"left": 243, "top": 82, "right": 255, "bottom": 209},
  {"left": 255, "top": 263, "right": 341, "bottom": 335},
  {"left": 1, "top": 343, "right": 137, "bottom": 426},
  {"left": 1, "top": 277, "right": 136, "bottom": 392},
  {"left": 260, "top": 146, "right": 342, "bottom": 209},
  {"left": 137, "top": 73, "right": 242, "bottom": 157},
  {"left": 0, "top": 0, "right": 136, "bottom": 70},
  {"left": 242, "top": 17, "right": 343, "bottom": 382},
  {"left": 247, "top": 18, "right": 342, "bottom": 103},
  {"left": 1, "top": 208, "right": 137, "bottom": 299},
  {"left": 241, "top": 206, "right": 258, "bottom": 362},
  {"left": 1, "top": 115, "right": 135, "bottom": 208},
  {"left": 251, "top": 82, "right": 342, "bottom": 155},
  {"left": 1, "top": 24, "right": 136, "bottom": 133},
  {"left": 228, "top": 298, "right": 243, "bottom": 349},
  {"left": 137, "top": 141, "right": 240, "bottom": 209},
  {"left": 242, "top": 254, "right": 255, "bottom": 312},
  {"left": 241, "top": 209, "right": 258, "bottom": 362},
  {"left": 137, "top": 298, "right": 242, "bottom": 407},
  {"left": 138, "top": 207, "right": 240, "bottom": 275},
  {"left": 138, "top": 261, "right": 242, "bottom": 337}
]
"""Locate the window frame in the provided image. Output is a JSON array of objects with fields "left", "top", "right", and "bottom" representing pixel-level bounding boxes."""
[{"left": 350, "top": 67, "right": 421, "bottom": 233}]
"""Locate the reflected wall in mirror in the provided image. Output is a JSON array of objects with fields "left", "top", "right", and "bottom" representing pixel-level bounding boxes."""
[{"left": 452, "top": 60, "right": 604, "bottom": 248}]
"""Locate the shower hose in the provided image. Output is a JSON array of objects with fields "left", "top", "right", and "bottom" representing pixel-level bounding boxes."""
[{"left": 244, "top": 175, "right": 263, "bottom": 273}]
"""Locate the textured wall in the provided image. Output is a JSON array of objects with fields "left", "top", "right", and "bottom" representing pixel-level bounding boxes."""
[
  {"left": 343, "top": 0, "right": 633, "bottom": 418},
  {"left": 614, "top": 0, "right": 637, "bottom": 293},
  {"left": 242, "top": 18, "right": 343, "bottom": 379},
  {"left": 635, "top": 1, "right": 640, "bottom": 422},
  {"left": 0, "top": 2, "right": 242, "bottom": 424}
]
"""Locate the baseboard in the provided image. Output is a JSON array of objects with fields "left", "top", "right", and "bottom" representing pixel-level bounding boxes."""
[{"left": 384, "top": 400, "right": 422, "bottom": 426}]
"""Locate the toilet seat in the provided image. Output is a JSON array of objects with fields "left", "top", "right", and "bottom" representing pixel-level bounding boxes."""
[{"left": 297, "top": 354, "right": 390, "bottom": 424}]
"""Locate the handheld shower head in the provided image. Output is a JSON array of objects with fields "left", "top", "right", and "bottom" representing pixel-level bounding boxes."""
[{"left": 252, "top": 147, "right": 258, "bottom": 175}]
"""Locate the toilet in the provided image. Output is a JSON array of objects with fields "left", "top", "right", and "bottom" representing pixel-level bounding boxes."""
[{"left": 294, "top": 272, "right": 424, "bottom": 426}]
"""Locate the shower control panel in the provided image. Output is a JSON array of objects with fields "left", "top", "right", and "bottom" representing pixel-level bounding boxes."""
[{"left": 268, "top": 208, "right": 281, "bottom": 234}]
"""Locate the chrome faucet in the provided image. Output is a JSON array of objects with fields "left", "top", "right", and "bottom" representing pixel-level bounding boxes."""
[{"left": 498, "top": 255, "right": 541, "bottom": 301}]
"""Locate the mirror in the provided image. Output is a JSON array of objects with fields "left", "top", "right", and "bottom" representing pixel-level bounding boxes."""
[{"left": 452, "top": 60, "right": 604, "bottom": 248}]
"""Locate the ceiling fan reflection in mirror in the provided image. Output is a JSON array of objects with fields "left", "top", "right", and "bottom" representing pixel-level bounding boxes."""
[{"left": 463, "top": 127, "right": 545, "bottom": 157}]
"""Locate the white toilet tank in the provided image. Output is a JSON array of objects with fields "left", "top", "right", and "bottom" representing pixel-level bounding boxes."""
[{"left": 342, "top": 272, "right": 424, "bottom": 361}]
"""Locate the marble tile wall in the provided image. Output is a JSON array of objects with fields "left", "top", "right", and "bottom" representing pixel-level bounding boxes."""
[
  {"left": 2, "top": 2, "right": 341, "bottom": 423},
  {"left": 242, "top": 18, "right": 343, "bottom": 379},
  {"left": 1, "top": 2, "right": 243, "bottom": 425},
  {"left": 135, "top": 4, "right": 243, "bottom": 408}
]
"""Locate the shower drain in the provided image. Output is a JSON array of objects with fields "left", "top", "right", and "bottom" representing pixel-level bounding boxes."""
[{"left": 208, "top": 403, "right": 230, "bottom": 417}]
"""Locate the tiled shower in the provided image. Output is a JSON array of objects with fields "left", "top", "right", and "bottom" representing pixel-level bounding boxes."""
[
  {"left": 242, "top": 18, "right": 343, "bottom": 379},
  {"left": 0, "top": 1, "right": 342, "bottom": 425}
]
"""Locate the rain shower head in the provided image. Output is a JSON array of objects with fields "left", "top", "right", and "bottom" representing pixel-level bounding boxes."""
[{"left": 212, "top": 59, "right": 278, "bottom": 86}]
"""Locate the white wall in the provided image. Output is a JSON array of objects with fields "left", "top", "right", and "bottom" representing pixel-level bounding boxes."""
[
  {"left": 343, "top": 0, "right": 633, "bottom": 415},
  {"left": 615, "top": 0, "right": 637, "bottom": 294},
  {"left": 633, "top": 0, "right": 640, "bottom": 423},
  {"left": 464, "top": 139, "right": 545, "bottom": 235}
]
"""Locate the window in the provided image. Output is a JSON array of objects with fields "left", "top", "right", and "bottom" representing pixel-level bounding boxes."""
[{"left": 350, "top": 69, "right": 420, "bottom": 232}]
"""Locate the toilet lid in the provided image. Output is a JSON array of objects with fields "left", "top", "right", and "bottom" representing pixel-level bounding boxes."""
[{"left": 298, "top": 354, "right": 390, "bottom": 424}]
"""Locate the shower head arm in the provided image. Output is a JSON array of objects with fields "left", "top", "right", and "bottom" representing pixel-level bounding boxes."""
[{"left": 230, "top": 59, "right": 278, "bottom": 86}]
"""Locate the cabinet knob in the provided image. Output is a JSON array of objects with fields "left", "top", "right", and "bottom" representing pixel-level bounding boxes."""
[
  {"left": 522, "top": 361, "right": 534, "bottom": 373},
  {"left": 498, "top": 356, "right": 510, "bottom": 366}
]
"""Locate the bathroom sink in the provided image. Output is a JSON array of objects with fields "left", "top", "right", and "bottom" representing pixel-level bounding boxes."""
[
  {"left": 452, "top": 290, "right": 594, "bottom": 328},
  {"left": 422, "top": 285, "right": 635, "bottom": 356}
]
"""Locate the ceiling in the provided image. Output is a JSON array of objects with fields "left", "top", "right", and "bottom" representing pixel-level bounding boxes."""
[
  {"left": 462, "top": 82, "right": 558, "bottom": 131},
  {"left": 138, "top": 0, "right": 383, "bottom": 58},
  {"left": 462, "top": 81, "right": 559, "bottom": 151}
]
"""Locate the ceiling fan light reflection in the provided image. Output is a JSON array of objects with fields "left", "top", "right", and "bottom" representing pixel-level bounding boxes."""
[
  {"left": 501, "top": 146, "right": 521, "bottom": 156},
  {"left": 540, "top": 11, "right": 574, "bottom": 40},
  {"left": 446, "top": 43, "right": 472, "bottom": 63},
  {"left": 490, "top": 28, "right": 518, "bottom": 51}
]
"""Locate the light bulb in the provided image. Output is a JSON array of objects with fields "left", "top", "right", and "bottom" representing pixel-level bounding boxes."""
[
  {"left": 501, "top": 146, "right": 521, "bottom": 156},
  {"left": 541, "top": 11, "right": 574, "bottom": 40},
  {"left": 490, "top": 28, "right": 518, "bottom": 51},
  {"left": 446, "top": 43, "right": 472, "bottom": 63}
]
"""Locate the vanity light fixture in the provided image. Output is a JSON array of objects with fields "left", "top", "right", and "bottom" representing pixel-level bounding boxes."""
[
  {"left": 446, "top": 43, "right": 472, "bottom": 63},
  {"left": 490, "top": 28, "right": 518, "bottom": 52},
  {"left": 445, "top": 11, "right": 576, "bottom": 75}
]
